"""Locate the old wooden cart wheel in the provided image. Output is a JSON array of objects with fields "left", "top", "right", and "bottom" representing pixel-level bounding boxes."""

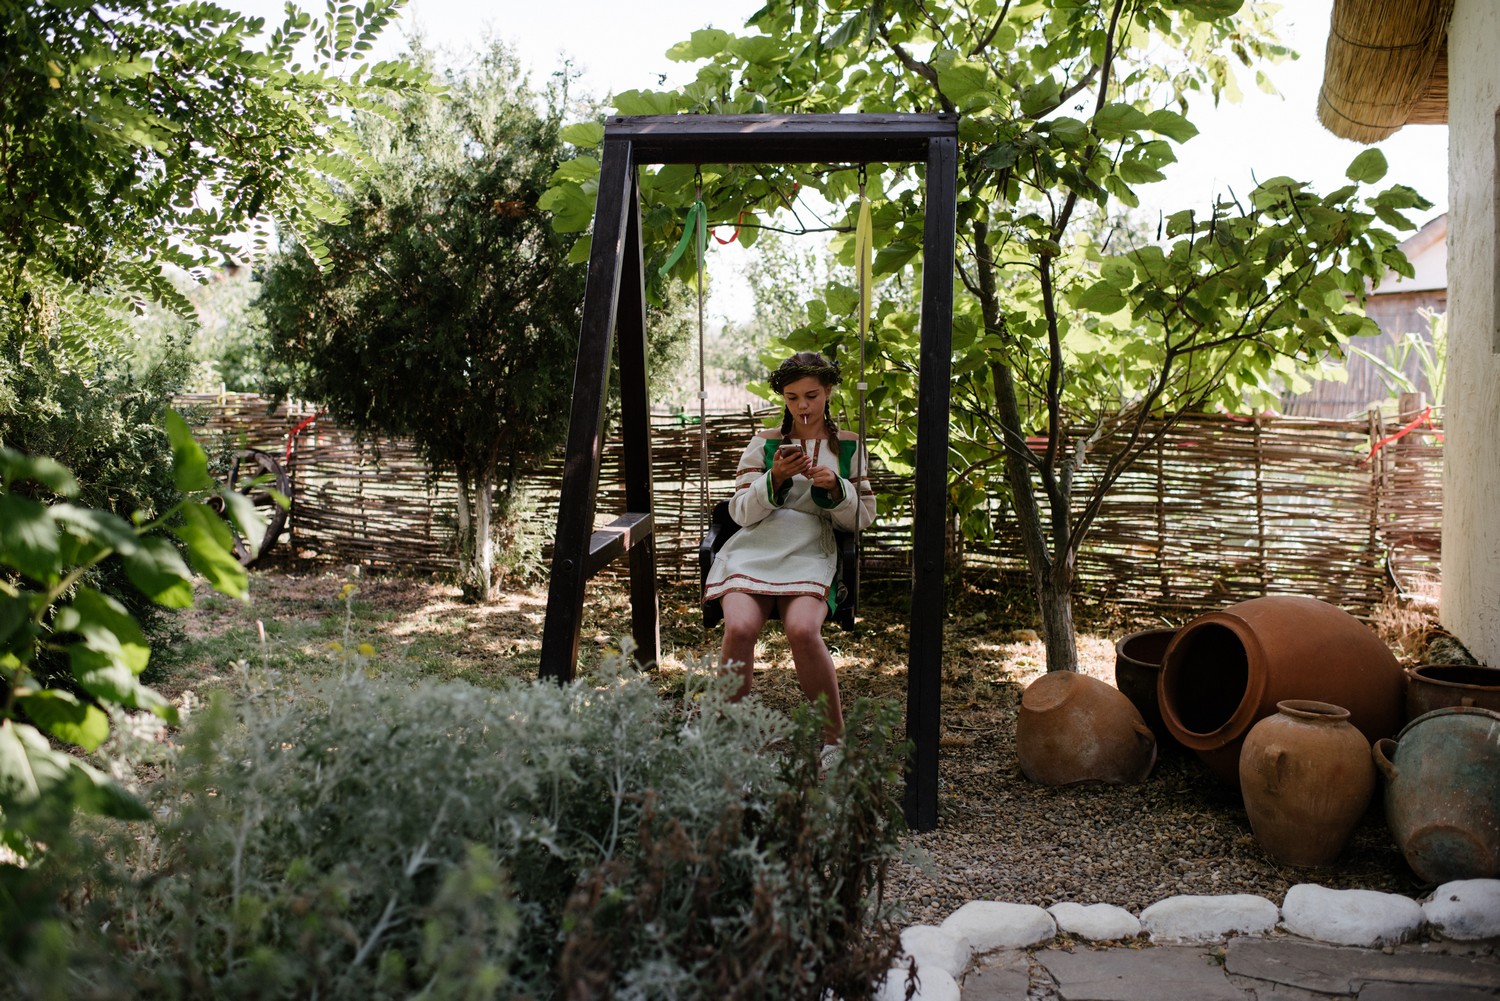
[{"left": 222, "top": 449, "right": 290, "bottom": 566}]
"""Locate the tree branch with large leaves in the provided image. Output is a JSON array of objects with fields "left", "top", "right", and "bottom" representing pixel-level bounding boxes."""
[{"left": 0, "top": 0, "right": 427, "bottom": 371}]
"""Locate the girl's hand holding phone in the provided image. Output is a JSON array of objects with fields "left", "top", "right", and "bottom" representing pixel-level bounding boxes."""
[{"left": 771, "top": 443, "right": 809, "bottom": 487}]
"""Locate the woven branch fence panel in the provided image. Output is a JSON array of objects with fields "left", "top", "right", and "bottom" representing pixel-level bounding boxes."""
[
  {"left": 175, "top": 395, "right": 1443, "bottom": 613},
  {"left": 176, "top": 394, "right": 457, "bottom": 573}
]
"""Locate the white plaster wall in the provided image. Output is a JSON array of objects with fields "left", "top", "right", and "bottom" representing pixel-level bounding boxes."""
[
  {"left": 1374, "top": 216, "right": 1447, "bottom": 293},
  {"left": 1441, "top": 0, "right": 1500, "bottom": 666}
]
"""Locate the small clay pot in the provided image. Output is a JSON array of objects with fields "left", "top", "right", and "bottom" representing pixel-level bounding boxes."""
[
  {"left": 1238, "top": 700, "right": 1375, "bottom": 867},
  {"left": 1017, "top": 672, "right": 1157, "bottom": 786},
  {"left": 1113, "top": 627, "right": 1180, "bottom": 750},
  {"left": 1405, "top": 664, "right": 1500, "bottom": 722}
]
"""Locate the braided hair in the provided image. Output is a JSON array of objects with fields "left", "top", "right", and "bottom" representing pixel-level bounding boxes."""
[{"left": 771, "top": 351, "right": 841, "bottom": 446}]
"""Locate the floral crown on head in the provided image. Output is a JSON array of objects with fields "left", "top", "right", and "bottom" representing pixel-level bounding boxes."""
[{"left": 769, "top": 357, "right": 841, "bottom": 392}]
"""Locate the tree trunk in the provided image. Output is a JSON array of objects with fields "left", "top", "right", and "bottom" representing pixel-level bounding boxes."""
[
  {"left": 454, "top": 460, "right": 498, "bottom": 602},
  {"left": 474, "top": 471, "right": 494, "bottom": 602},
  {"left": 455, "top": 467, "right": 474, "bottom": 571},
  {"left": 975, "top": 217, "right": 1081, "bottom": 672},
  {"left": 452, "top": 466, "right": 482, "bottom": 602},
  {"left": 1037, "top": 568, "right": 1078, "bottom": 674}
]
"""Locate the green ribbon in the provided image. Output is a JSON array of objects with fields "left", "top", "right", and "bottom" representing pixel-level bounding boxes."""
[{"left": 659, "top": 199, "right": 707, "bottom": 291}]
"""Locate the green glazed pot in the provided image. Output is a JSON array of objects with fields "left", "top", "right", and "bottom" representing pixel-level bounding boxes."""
[{"left": 1373, "top": 706, "right": 1500, "bottom": 885}]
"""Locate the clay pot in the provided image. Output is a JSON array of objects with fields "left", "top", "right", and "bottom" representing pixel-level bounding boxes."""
[
  {"left": 1113, "top": 627, "right": 1180, "bottom": 749},
  {"left": 1374, "top": 706, "right": 1500, "bottom": 884},
  {"left": 1157, "top": 595, "right": 1404, "bottom": 786},
  {"left": 1238, "top": 700, "right": 1375, "bottom": 867},
  {"left": 1017, "top": 672, "right": 1156, "bottom": 786},
  {"left": 1405, "top": 664, "right": 1500, "bottom": 722}
]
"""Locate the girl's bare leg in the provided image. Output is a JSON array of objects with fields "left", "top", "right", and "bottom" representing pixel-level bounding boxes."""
[
  {"left": 719, "top": 591, "right": 772, "bottom": 700},
  {"left": 780, "top": 594, "right": 842, "bottom": 743}
]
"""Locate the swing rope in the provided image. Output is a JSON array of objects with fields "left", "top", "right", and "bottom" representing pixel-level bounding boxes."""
[
  {"left": 661, "top": 168, "right": 711, "bottom": 562},
  {"left": 685, "top": 164, "right": 872, "bottom": 625},
  {"left": 853, "top": 164, "right": 872, "bottom": 561}
]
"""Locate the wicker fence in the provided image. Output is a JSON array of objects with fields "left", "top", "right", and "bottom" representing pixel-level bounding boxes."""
[{"left": 176, "top": 394, "right": 1443, "bottom": 613}]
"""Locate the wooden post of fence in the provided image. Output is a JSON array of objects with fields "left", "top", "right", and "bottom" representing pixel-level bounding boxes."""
[
  {"left": 1398, "top": 393, "right": 1425, "bottom": 441},
  {"left": 1393, "top": 392, "right": 1425, "bottom": 565},
  {"left": 1367, "top": 406, "right": 1383, "bottom": 558},
  {"left": 1155, "top": 434, "right": 1168, "bottom": 601},
  {"left": 1253, "top": 414, "right": 1268, "bottom": 594}
]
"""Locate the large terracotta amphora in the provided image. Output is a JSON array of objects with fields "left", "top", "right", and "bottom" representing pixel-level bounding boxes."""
[
  {"left": 1373, "top": 706, "right": 1500, "bottom": 884},
  {"left": 1113, "top": 627, "right": 1180, "bottom": 749},
  {"left": 1405, "top": 664, "right": 1500, "bottom": 722},
  {"left": 1238, "top": 700, "right": 1375, "bottom": 867},
  {"left": 1017, "top": 672, "right": 1157, "bottom": 786},
  {"left": 1157, "top": 595, "right": 1404, "bottom": 785}
]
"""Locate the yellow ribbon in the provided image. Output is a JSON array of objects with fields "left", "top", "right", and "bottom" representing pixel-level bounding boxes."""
[{"left": 854, "top": 188, "right": 872, "bottom": 342}]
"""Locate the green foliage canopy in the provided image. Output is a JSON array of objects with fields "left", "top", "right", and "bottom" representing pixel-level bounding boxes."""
[
  {"left": 0, "top": 0, "right": 425, "bottom": 366},
  {"left": 260, "top": 44, "right": 586, "bottom": 484},
  {"left": 544, "top": 0, "right": 1430, "bottom": 669},
  {"left": 258, "top": 43, "right": 607, "bottom": 596}
]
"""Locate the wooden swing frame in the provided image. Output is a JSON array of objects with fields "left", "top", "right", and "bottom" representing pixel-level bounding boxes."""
[{"left": 538, "top": 113, "right": 958, "bottom": 830}]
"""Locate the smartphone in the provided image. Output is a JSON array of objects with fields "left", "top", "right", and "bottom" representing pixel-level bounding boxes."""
[{"left": 776, "top": 444, "right": 803, "bottom": 461}]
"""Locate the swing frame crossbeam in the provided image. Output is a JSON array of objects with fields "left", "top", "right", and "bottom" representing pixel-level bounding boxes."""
[{"left": 538, "top": 113, "right": 958, "bottom": 831}]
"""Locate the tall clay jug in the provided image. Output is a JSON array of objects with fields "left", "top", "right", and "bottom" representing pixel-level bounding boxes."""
[
  {"left": 1238, "top": 700, "right": 1375, "bottom": 866},
  {"left": 1158, "top": 595, "right": 1404, "bottom": 785}
]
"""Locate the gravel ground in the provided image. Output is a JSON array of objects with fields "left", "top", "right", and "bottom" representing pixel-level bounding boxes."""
[
  {"left": 884, "top": 710, "right": 1415, "bottom": 926},
  {"left": 880, "top": 617, "right": 1417, "bottom": 926}
]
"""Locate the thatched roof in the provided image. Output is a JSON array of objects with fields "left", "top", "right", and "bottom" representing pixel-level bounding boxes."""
[{"left": 1318, "top": 0, "right": 1453, "bottom": 143}]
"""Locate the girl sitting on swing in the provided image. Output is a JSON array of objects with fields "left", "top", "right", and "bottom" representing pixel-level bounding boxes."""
[{"left": 703, "top": 351, "right": 877, "bottom": 761}]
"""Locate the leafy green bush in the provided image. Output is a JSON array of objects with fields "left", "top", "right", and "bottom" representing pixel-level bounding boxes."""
[
  {"left": 126, "top": 266, "right": 287, "bottom": 394},
  {"left": 0, "top": 411, "right": 264, "bottom": 957},
  {"left": 1, "top": 336, "right": 194, "bottom": 647},
  {"left": 0, "top": 342, "right": 185, "bottom": 533},
  {"left": 21, "top": 661, "right": 910, "bottom": 999}
]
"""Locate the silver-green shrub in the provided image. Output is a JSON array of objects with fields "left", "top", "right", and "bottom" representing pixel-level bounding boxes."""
[{"left": 24, "top": 655, "right": 908, "bottom": 999}]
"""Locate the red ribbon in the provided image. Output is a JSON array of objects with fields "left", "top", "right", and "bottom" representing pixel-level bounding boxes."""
[
  {"left": 1363, "top": 406, "right": 1442, "bottom": 464},
  {"left": 285, "top": 411, "right": 323, "bottom": 463},
  {"left": 711, "top": 209, "right": 747, "bottom": 245}
]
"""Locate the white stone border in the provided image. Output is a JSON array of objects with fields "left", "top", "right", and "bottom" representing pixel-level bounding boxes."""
[{"left": 878, "top": 879, "right": 1500, "bottom": 1001}]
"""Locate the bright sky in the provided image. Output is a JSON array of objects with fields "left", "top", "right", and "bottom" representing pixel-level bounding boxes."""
[
  {"left": 335, "top": 0, "right": 1447, "bottom": 213},
  {"left": 228, "top": 0, "right": 1450, "bottom": 318}
]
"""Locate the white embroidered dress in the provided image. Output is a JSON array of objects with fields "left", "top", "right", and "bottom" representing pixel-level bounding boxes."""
[{"left": 703, "top": 429, "right": 876, "bottom": 613}]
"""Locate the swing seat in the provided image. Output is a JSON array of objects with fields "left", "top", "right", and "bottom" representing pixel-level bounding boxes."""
[{"left": 699, "top": 500, "right": 858, "bottom": 630}]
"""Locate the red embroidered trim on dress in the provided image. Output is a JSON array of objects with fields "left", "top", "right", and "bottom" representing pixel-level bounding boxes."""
[
  {"left": 710, "top": 572, "right": 828, "bottom": 590},
  {"left": 706, "top": 580, "right": 831, "bottom": 601},
  {"left": 708, "top": 586, "right": 826, "bottom": 601}
]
